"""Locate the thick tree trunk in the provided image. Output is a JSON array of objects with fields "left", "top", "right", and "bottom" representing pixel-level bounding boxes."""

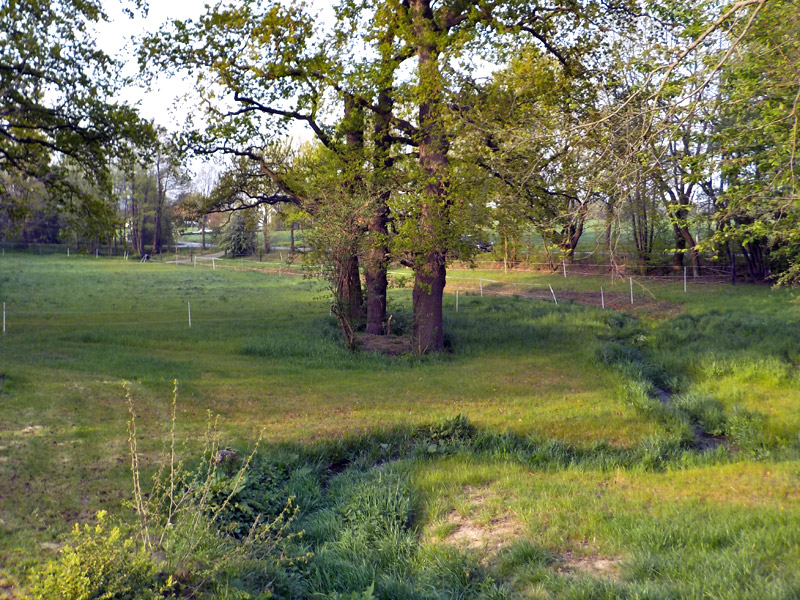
[
  {"left": 152, "top": 204, "right": 161, "bottom": 255},
  {"left": 672, "top": 223, "right": 685, "bottom": 270},
  {"left": 364, "top": 207, "right": 388, "bottom": 334},
  {"left": 410, "top": 0, "right": 449, "bottom": 353},
  {"left": 413, "top": 253, "right": 446, "bottom": 353},
  {"left": 668, "top": 193, "right": 701, "bottom": 277},
  {"left": 364, "top": 81, "right": 393, "bottom": 335},
  {"left": 338, "top": 96, "right": 366, "bottom": 326},
  {"left": 338, "top": 253, "right": 364, "bottom": 326},
  {"left": 676, "top": 224, "right": 700, "bottom": 276},
  {"left": 560, "top": 200, "right": 587, "bottom": 262}
]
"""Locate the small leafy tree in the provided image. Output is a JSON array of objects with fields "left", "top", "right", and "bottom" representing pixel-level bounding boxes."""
[{"left": 299, "top": 146, "right": 374, "bottom": 346}]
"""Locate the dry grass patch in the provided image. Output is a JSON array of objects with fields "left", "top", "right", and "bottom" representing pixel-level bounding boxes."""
[
  {"left": 557, "top": 549, "right": 624, "bottom": 579},
  {"left": 428, "top": 485, "right": 524, "bottom": 561},
  {"left": 439, "top": 510, "right": 523, "bottom": 555}
]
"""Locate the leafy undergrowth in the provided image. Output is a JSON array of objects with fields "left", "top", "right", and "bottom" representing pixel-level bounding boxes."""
[{"left": 27, "top": 415, "right": 800, "bottom": 600}]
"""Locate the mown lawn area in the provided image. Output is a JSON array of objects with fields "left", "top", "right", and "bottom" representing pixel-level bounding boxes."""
[{"left": 1, "top": 252, "right": 798, "bottom": 598}]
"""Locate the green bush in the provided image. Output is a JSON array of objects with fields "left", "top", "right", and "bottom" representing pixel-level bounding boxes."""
[{"left": 28, "top": 511, "right": 165, "bottom": 600}]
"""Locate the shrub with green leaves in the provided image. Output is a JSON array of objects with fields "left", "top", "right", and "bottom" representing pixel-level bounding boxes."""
[{"left": 28, "top": 511, "right": 165, "bottom": 600}]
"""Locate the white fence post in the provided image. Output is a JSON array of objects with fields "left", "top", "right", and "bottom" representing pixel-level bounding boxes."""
[
  {"left": 188, "top": 301, "right": 192, "bottom": 328},
  {"left": 630, "top": 277, "right": 634, "bottom": 304},
  {"left": 548, "top": 284, "right": 558, "bottom": 306},
  {"left": 601, "top": 287, "right": 605, "bottom": 309}
]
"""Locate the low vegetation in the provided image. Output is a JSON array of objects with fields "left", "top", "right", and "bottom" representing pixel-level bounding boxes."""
[{"left": 1, "top": 253, "right": 799, "bottom": 598}]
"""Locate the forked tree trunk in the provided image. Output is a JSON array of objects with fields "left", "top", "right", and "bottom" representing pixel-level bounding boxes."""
[
  {"left": 675, "top": 223, "right": 700, "bottom": 277},
  {"left": 668, "top": 192, "right": 701, "bottom": 277}
]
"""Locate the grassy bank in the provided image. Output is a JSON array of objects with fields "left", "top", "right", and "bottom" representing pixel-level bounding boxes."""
[{"left": 0, "top": 252, "right": 798, "bottom": 597}]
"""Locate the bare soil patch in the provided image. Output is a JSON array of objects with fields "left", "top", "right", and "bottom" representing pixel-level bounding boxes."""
[
  {"left": 435, "top": 487, "right": 524, "bottom": 557},
  {"left": 557, "top": 550, "right": 624, "bottom": 579},
  {"left": 440, "top": 510, "right": 523, "bottom": 554},
  {"left": 357, "top": 333, "right": 413, "bottom": 356}
]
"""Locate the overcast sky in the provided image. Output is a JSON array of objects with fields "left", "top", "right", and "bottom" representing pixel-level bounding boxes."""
[
  {"left": 95, "top": 2, "right": 204, "bottom": 130},
  {"left": 95, "top": 1, "right": 333, "bottom": 137}
]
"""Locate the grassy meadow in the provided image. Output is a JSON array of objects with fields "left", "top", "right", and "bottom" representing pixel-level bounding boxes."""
[{"left": 1, "top": 252, "right": 799, "bottom": 598}]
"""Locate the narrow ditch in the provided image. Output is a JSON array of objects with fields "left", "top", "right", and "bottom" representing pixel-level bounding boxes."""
[{"left": 654, "top": 386, "right": 727, "bottom": 450}]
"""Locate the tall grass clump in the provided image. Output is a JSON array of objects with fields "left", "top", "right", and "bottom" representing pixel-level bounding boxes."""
[{"left": 28, "top": 382, "right": 308, "bottom": 600}]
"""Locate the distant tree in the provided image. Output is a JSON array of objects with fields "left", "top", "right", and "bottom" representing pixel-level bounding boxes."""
[
  {"left": 710, "top": 1, "right": 800, "bottom": 283},
  {"left": 0, "top": 0, "right": 153, "bottom": 232},
  {"left": 220, "top": 211, "right": 257, "bottom": 258}
]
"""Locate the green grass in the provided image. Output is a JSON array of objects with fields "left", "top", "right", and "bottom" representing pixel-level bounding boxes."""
[{"left": 1, "top": 252, "right": 799, "bottom": 598}]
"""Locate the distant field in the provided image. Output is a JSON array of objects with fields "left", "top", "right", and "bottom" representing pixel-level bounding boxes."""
[
  {"left": 1, "top": 253, "right": 798, "bottom": 598},
  {"left": 178, "top": 229, "right": 306, "bottom": 248}
]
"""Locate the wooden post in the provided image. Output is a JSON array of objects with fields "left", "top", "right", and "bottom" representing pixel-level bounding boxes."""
[
  {"left": 479, "top": 279, "right": 483, "bottom": 297},
  {"left": 683, "top": 266, "right": 687, "bottom": 293},
  {"left": 562, "top": 259, "right": 567, "bottom": 278}
]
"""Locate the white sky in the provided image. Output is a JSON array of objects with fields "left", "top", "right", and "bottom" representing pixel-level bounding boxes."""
[
  {"left": 95, "top": 1, "right": 334, "bottom": 137},
  {"left": 96, "top": 2, "right": 205, "bottom": 131}
]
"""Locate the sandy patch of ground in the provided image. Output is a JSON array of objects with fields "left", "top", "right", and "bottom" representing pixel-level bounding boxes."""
[
  {"left": 557, "top": 550, "right": 624, "bottom": 579},
  {"left": 440, "top": 510, "right": 523, "bottom": 554}
]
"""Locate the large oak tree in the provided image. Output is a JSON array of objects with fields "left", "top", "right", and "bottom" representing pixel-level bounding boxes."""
[{"left": 142, "top": 0, "right": 637, "bottom": 352}]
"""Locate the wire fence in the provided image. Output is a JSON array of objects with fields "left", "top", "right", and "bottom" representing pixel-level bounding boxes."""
[
  {"left": 1, "top": 246, "right": 722, "bottom": 336},
  {"left": 2, "top": 241, "right": 739, "bottom": 281}
]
